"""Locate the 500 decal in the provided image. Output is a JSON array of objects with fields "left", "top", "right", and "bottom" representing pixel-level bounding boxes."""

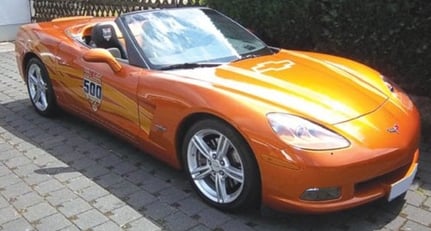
[
  {"left": 84, "top": 79, "right": 102, "bottom": 100},
  {"left": 83, "top": 78, "right": 103, "bottom": 111}
]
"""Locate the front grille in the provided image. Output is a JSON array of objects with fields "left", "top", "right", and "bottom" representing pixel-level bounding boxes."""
[{"left": 355, "top": 164, "right": 409, "bottom": 194}]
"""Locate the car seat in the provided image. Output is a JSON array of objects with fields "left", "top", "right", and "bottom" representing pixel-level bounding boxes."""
[{"left": 91, "top": 23, "right": 127, "bottom": 59}]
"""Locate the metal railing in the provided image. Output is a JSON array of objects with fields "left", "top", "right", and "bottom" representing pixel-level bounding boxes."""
[{"left": 31, "top": 0, "right": 204, "bottom": 22}]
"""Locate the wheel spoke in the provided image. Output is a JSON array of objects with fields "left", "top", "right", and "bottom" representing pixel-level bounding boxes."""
[
  {"left": 190, "top": 165, "right": 212, "bottom": 180},
  {"left": 215, "top": 174, "right": 228, "bottom": 203},
  {"left": 39, "top": 90, "right": 48, "bottom": 108},
  {"left": 223, "top": 165, "right": 244, "bottom": 184},
  {"left": 33, "top": 89, "right": 42, "bottom": 103},
  {"left": 216, "top": 135, "right": 230, "bottom": 159},
  {"left": 29, "top": 74, "right": 38, "bottom": 86},
  {"left": 192, "top": 135, "right": 212, "bottom": 159}
]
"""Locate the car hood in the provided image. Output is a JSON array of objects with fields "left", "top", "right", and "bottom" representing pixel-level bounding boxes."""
[{"left": 169, "top": 49, "right": 389, "bottom": 125}]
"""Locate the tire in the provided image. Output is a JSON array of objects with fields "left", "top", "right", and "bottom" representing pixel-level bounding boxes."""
[
  {"left": 182, "top": 119, "right": 260, "bottom": 211},
  {"left": 25, "top": 58, "right": 57, "bottom": 117}
]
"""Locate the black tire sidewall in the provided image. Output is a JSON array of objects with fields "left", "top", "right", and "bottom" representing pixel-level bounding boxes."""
[
  {"left": 182, "top": 119, "right": 261, "bottom": 211},
  {"left": 25, "top": 58, "right": 57, "bottom": 117}
]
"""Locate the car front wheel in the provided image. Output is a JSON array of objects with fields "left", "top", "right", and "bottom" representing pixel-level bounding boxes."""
[
  {"left": 25, "top": 58, "right": 57, "bottom": 116},
  {"left": 182, "top": 119, "right": 260, "bottom": 211}
]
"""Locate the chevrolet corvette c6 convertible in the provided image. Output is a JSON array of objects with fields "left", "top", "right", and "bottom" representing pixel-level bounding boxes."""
[{"left": 15, "top": 7, "right": 420, "bottom": 213}]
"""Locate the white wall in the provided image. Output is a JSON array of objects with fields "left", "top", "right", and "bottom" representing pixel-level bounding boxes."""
[{"left": 0, "top": 0, "right": 31, "bottom": 41}]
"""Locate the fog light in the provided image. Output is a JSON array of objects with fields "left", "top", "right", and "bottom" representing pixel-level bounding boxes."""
[{"left": 300, "top": 187, "right": 341, "bottom": 201}]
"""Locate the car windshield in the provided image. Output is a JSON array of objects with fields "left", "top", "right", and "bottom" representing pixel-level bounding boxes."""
[{"left": 122, "top": 8, "right": 273, "bottom": 69}]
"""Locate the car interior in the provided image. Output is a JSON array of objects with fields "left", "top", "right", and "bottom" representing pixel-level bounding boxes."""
[{"left": 80, "top": 22, "right": 128, "bottom": 60}]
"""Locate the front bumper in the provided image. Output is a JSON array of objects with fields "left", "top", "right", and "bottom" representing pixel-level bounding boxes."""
[{"left": 259, "top": 146, "right": 419, "bottom": 213}]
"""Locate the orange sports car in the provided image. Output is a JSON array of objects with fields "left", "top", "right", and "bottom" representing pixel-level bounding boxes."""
[{"left": 15, "top": 7, "right": 420, "bottom": 213}]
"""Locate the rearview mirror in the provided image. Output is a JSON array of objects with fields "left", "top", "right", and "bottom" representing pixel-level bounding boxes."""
[{"left": 83, "top": 48, "right": 122, "bottom": 72}]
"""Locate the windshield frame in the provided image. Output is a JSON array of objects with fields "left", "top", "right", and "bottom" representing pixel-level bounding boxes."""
[{"left": 117, "top": 7, "right": 273, "bottom": 70}]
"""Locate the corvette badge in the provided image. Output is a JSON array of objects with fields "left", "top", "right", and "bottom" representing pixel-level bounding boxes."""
[{"left": 387, "top": 124, "right": 399, "bottom": 134}]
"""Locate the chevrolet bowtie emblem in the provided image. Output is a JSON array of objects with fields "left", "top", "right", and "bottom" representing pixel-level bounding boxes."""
[{"left": 387, "top": 124, "right": 400, "bottom": 134}]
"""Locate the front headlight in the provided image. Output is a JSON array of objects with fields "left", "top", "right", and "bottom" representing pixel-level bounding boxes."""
[{"left": 267, "top": 113, "right": 350, "bottom": 150}]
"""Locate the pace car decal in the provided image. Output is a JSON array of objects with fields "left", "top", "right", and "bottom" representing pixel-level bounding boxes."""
[
  {"left": 83, "top": 69, "right": 103, "bottom": 111},
  {"left": 252, "top": 60, "right": 295, "bottom": 73}
]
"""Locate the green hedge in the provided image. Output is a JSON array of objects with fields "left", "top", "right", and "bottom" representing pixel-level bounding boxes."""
[{"left": 205, "top": 0, "right": 431, "bottom": 96}]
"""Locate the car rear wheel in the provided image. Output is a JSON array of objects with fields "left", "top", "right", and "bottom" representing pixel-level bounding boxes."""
[
  {"left": 26, "top": 58, "right": 57, "bottom": 116},
  {"left": 182, "top": 119, "right": 260, "bottom": 211}
]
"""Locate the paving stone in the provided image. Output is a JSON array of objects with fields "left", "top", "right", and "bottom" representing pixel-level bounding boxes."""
[
  {"left": 109, "top": 205, "right": 142, "bottom": 226},
  {"left": 84, "top": 148, "right": 109, "bottom": 161},
  {"left": 56, "top": 152, "right": 87, "bottom": 165},
  {"left": 144, "top": 201, "right": 177, "bottom": 222},
  {"left": 34, "top": 179, "right": 65, "bottom": 195},
  {"left": 14, "top": 142, "right": 40, "bottom": 154},
  {"left": 69, "top": 158, "right": 98, "bottom": 171},
  {"left": 108, "top": 181, "right": 141, "bottom": 199},
  {"left": 45, "top": 188, "right": 78, "bottom": 206},
  {"left": 123, "top": 169, "right": 149, "bottom": 185},
  {"left": 0, "top": 195, "right": 8, "bottom": 209},
  {"left": 164, "top": 210, "right": 198, "bottom": 231},
  {"left": 12, "top": 163, "right": 41, "bottom": 177},
  {"left": 23, "top": 172, "right": 53, "bottom": 185},
  {"left": 72, "top": 209, "right": 109, "bottom": 230},
  {"left": 401, "top": 220, "right": 431, "bottom": 231},
  {"left": 176, "top": 197, "right": 209, "bottom": 216},
  {"left": 0, "top": 206, "right": 19, "bottom": 225},
  {"left": 194, "top": 207, "right": 232, "bottom": 229},
  {"left": 22, "top": 202, "right": 57, "bottom": 222},
  {"left": 58, "top": 225, "right": 81, "bottom": 231},
  {"left": 53, "top": 170, "right": 82, "bottom": 183},
  {"left": 3, "top": 156, "right": 32, "bottom": 168},
  {"left": 81, "top": 164, "right": 110, "bottom": 179},
  {"left": 58, "top": 197, "right": 92, "bottom": 218},
  {"left": 0, "top": 164, "right": 10, "bottom": 177},
  {"left": 140, "top": 176, "right": 170, "bottom": 194},
  {"left": 111, "top": 161, "right": 138, "bottom": 175},
  {"left": 95, "top": 172, "right": 124, "bottom": 188},
  {"left": 125, "top": 190, "right": 157, "bottom": 210},
  {"left": 75, "top": 183, "right": 109, "bottom": 201},
  {"left": 11, "top": 191, "right": 44, "bottom": 210},
  {"left": 97, "top": 155, "right": 123, "bottom": 168},
  {"left": 0, "top": 148, "right": 20, "bottom": 161},
  {"left": 35, "top": 213, "right": 72, "bottom": 231},
  {"left": 401, "top": 204, "right": 431, "bottom": 227},
  {"left": 92, "top": 194, "right": 126, "bottom": 213},
  {"left": 126, "top": 217, "right": 162, "bottom": 231},
  {"left": 92, "top": 221, "right": 123, "bottom": 231},
  {"left": 218, "top": 219, "right": 256, "bottom": 231},
  {"left": 0, "top": 174, "right": 21, "bottom": 188},
  {"left": 157, "top": 186, "right": 190, "bottom": 205},
  {"left": 0, "top": 217, "right": 34, "bottom": 231},
  {"left": 424, "top": 197, "right": 431, "bottom": 210},
  {"left": 405, "top": 189, "right": 427, "bottom": 207},
  {"left": 187, "top": 224, "right": 212, "bottom": 231},
  {"left": 32, "top": 154, "right": 63, "bottom": 167},
  {"left": 65, "top": 176, "right": 93, "bottom": 192},
  {"left": 1, "top": 181, "right": 32, "bottom": 200},
  {"left": 418, "top": 171, "right": 431, "bottom": 185},
  {"left": 384, "top": 215, "right": 408, "bottom": 231}
]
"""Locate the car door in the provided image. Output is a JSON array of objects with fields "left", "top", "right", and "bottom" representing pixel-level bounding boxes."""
[{"left": 56, "top": 41, "right": 141, "bottom": 143}]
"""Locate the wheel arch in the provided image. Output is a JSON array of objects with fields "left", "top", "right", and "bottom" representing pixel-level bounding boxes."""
[{"left": 21, "top": 52, "right": 41, "bottom": 81}]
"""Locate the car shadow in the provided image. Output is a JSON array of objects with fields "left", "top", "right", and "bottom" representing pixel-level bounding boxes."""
[{"left": 0, "top": 98, "right": 421, "bottom": 230}]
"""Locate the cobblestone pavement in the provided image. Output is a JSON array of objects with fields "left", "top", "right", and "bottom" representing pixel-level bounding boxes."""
[{"left": 0, "top": 42, "right": 430, "bottom": 231}]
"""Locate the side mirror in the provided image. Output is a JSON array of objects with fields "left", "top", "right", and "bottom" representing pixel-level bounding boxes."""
[{"left": 83, "top": 48, "right": 122, "bottom": 73}]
